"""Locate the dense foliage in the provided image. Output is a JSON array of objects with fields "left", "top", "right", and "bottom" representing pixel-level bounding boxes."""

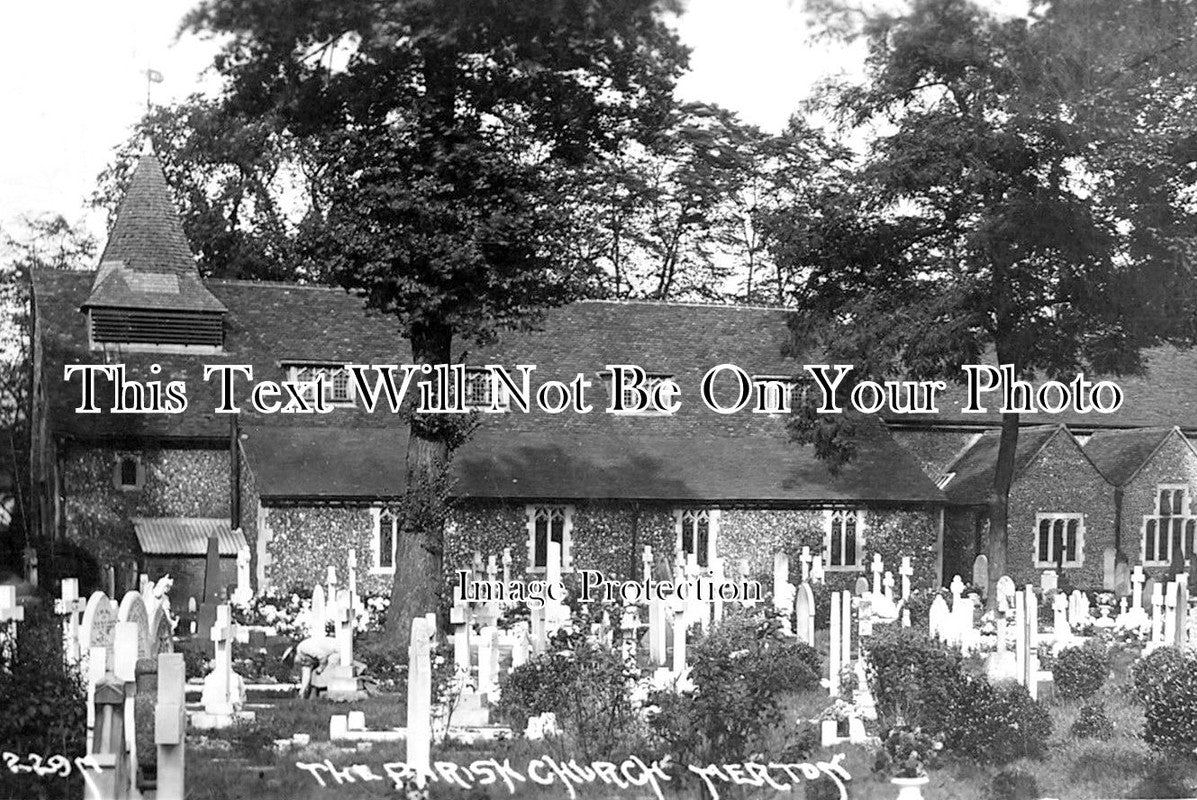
[
  {"left": 1052, "top": 640, "right": 1110, "bottom": 700},
  {"left": 646, "top": 615, "right": 821, "bottom": 768},
  {"left": 0, "top": 608, "right": 88, "bottom": 800},
  {"left": 1132, "top": 646, "right": 1197, "bottom": 753},
  {"left": 495, "top": 628, "right": 641, "bottom": 761}
]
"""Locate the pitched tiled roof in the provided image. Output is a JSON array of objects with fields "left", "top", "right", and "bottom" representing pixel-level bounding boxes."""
[
  {"left": 83, "top": 153, "right": 226, "bottom": 314},
  {"left": 941, "top": 425, "right": 1092, "bottom": 504},
  {"left": 132, "top": 517, "right": 245, "bottom": 555},
  {"left": 242, "top": 418, "right": 945, "bottom": 504},
  {"left": 97, "top": 154, "right": 197, "bottom": 275},
  {"left": 1083, "top": 427, "right": 1187, "bottom": 486},
  {"left": 895, "top": 347, "right": 1197, "bottom": 431}
]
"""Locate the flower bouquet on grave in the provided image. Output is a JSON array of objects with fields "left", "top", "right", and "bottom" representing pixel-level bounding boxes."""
[
  {"left": 818, "top": 698, "right": 859, "bottom": 737},
  {"left": 873, "top": 725, "right": 941, "bottom": 779}
]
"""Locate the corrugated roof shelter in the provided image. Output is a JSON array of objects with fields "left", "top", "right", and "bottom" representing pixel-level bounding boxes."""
[{"left": 133, "top": 518, "right": 246, "bottom": 556}]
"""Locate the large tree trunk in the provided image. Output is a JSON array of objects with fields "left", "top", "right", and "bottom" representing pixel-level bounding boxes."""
[
  {"left": 987, "top": 411, "right": 1021, "bottom": 606},
  {"left": 385, "top": 321, "right": 453, "bottom": 649}
]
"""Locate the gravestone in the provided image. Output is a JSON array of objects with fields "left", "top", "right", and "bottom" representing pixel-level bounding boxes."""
[
  {"left": 972, "top": 554, "right": 989, "bottom": 593},
  {"left": 311, "top": 585, "right": 327, "bottom": 635},
  {"left": 1115, "top": 557, "right": 1131, "bottom": 597},
  {"left": 899, "top": 557, "right": 913, "bottom": 600},
  {"left": 155, "top": 652, "right": 187, "bottom": 798},
  {"left": 928, "top": 595, "right": 950, "bottom": 642},
  {"left": 996, "top": 576, "right": 1016, "bottom": 611},
  {"left": 1102, "top": 548, "right": 1117, "bottom": 591},
  {"left": 117, "top": 590, "right": 152, "bottom": 661},
  {"left": 810, "top": 555, "right": 825, "bottom": 584},
  {"left": 406, "top": 615, "right": 436, "bottom": 780},
  {"left": 149, "top": 606, "right": 174, "bottom": 658},
  {"left": 829, "top": 591, "right": 842, "bottom": 696},
  {"left": 853, "top": 576, "right": 869, "bottom": 596},
  {"left": 800, "top": 546, "right": 812, "bottom": 583},
  {"left": 871, "top": 553, "right": 884, "bottom": 596},
  {"left": 1040, "top": 570, "right": 1058, "bottom": 593},
  {"left": 80, "top": 592, "right": 118, "bottom": 673},
  {"left": 1150, "top": 583, "right": 1165, "bottom": 648},
  {"left": 196, "top": 533, "right": 223, "bottom": 651},
  {"left": 193, "top": 604, "right": 252, "bottom": 729},
  {"left": 56, "top": 578, "right": 87, "bottom": 665},
  {"left": 794, "top": 583, "right": 815, "bottom": 646}
]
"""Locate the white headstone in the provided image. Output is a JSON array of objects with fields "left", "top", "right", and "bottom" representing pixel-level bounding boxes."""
[
  {"left": 795, "top": 583, "right": 815, "bottom": 646},
  {"left": 406, "top": 616, "right": 436, "bottom": 780}
]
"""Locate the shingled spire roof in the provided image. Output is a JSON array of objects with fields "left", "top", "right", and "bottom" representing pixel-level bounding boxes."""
[{"left": 83, "top": 151, "right": 226, "bottom": 314}]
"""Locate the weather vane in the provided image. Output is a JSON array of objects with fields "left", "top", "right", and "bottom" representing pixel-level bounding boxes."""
[{"left": 145, "top": 68, "right": 164, "bottom": 113}]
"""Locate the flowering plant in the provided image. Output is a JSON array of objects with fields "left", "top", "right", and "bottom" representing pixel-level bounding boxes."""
[{"left": 874, "top": 725, "right": 941, "bottom": 778}]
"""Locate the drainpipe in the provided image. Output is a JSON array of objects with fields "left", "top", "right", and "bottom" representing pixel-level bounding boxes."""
[
  {"left": 230, "top": 414, "right": 241, "bottom": 530},
  {"left": 1113, "top": 484, "right": 1123, "bottom": 555}
]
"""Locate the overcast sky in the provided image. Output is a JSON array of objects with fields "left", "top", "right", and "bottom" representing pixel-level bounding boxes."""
[{"left": 0, "top": 0, "right": 859, "bottom": 245}]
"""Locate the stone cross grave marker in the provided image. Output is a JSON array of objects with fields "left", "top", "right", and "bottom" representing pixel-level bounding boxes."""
[
  {"left": 325, "top": 566, "right": 337, "bottom": 605},
  {"left": 1053, "top": 593, "right": 1069, "bottom": 638},
  {"left": 1132, "top": 566, "right": 1146, "bottom": 611},
  {"left": 883, "top": 571, "right": 895, "bottom": 602},
  {"left": 899, "top": 556, "right": 913, "bottom": 600},
  {"left": 232, "top": 547, "right": 252, "bottom": 605},
  {"left": 56, "top": 578, "right": 87, "bottom": 665},
  {"left": 810, "top": 555, "right": 825, "bottom": 584},
  {"left": 1151, "top": 582, "right": 1165, "bottom": 646},
  {"left": 1164, "top": 581, "right": 1178, "bottom": 645},
  {"left": 202, "top": 604, "right": 242, "bottom": 718},
  {"left": 800, "top": 546, "right": 812, "bottom": 583},
  {"left": 450, "top": 600, "right": 471, "bottom": 673},
  {"left": 476, "top": 625, "right": 499, "bottom": 697}
]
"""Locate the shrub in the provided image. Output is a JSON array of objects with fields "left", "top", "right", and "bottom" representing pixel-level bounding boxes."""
[
  {"left": 1053, "top": 640, "right": 1110, "bottom": 700},
  {"left": 0, "top": 607, "right": 87, "bottom": 800},
  {"left": 946, "top": 676, "right": 1052, "bottom": 765},
  {"left": 496, "top": 628, "right": 640, "bottom": 760},
  {"left": 356, "top": 637, "right": 407, "bottom": 692},
  {"left": 646, "top": 614, "right": 820, "bottom": 768},
  {"left": 873, "top": 725, "right": 942, "bottom": 778},
  {"left": 990, "top": 767, "right": 1040, "bottom": 800},
  {"left": 1071, "top": 700, "right": 1114, "bottom": 740},
  {"left": 1132, "top": 646, "right": 1197, "bottom": 752},
  {"left": 866, "top": 625, "right": 964, "bottom": 731}
]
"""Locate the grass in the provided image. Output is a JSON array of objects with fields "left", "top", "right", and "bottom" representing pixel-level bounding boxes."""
[{"left": 174, "top": 636, "right": 1197, "bottom": 800}]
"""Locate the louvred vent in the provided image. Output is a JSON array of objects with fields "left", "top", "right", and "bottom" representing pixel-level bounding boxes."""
[{"left": 90, "top": 308, "right": 223, "bottom": 347}]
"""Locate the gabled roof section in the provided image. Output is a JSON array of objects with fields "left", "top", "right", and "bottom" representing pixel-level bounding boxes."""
[
  {"left": 1084, "top": 426, "right": 1192, "bottom": 486},
  {"left": 942, "top": 424, "right": 1097, "bottom": 504},
  {"left": 83, "top": 152, "right": 225, "bottom": 314}
]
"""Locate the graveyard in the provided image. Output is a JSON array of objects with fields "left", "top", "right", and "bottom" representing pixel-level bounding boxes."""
[{"left": 5, "top": 541, "right": 1197, "bottom": 800}]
